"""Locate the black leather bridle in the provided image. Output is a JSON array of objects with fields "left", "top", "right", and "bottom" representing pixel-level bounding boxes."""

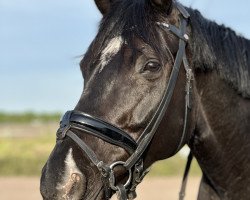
[{"left": 57, "top": 3, "right": 193, "bottom": 200}]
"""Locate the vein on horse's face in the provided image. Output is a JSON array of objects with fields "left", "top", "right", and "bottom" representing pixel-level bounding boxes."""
[{"left": 98, "top": 36, "right": 123, "bottom": 73}]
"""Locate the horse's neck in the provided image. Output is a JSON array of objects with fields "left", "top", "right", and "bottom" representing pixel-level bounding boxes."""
[{"left": 191, "top": 69, "right": 250, "bottom": 198}]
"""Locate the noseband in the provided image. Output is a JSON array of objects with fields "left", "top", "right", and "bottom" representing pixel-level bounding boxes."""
[{"left": 57, "top": 3, "right": 193, "bottom": 200}]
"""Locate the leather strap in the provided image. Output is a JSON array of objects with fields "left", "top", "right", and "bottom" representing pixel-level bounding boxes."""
[
  {"left": 179, "top": 152, "right": 193, "bottom": 200},
  {"left": 116, "top": 185, "right": 127, "bottom": 200},
  {"left": 175, "top": 1, "right": 190, "bottom": 19},
  {"left": 58, "top": 110, "right": 137, "bottom": 154},
  {"left": 124, "top": 16, "right": 189, "bottom": 170},
  {"left": 66, "top": 130, "right": 102, "bottom": 167}
]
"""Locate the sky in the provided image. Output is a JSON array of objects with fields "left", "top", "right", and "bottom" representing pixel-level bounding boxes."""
[{"left": 1, "top": 0, "right": 250, "bottom": 113}]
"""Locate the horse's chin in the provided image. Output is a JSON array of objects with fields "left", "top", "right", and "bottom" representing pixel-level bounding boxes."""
[
  {"left": 54, "top": 185, "right": 105, "bottom": 200},
  {"left": 81, "top": 181, "right": 106, "bottom": 200}
]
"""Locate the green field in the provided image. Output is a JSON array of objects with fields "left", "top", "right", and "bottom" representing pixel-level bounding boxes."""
[
  {"left": 0, "top": 115, "right": 201, "bottom": 176},
  {"left": 0, "top": 112, "right": 61, "bottom": 124},
  {"left": 0, "top": 133, "right": 201, "bottom": 176},
  {"left": 0, "top": 134, "right": 55, "bottom": 176}
]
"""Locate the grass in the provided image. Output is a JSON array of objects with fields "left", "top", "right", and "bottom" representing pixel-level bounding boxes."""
[
  {"left": 0, "top": 122, "right": 201, "bottom": 177},
  {"left": 0, "top": 134, "right": 55, "bottom": 176},
  {"left": 0, "top": 137, "right": 201, "bottom": 176},
  {"left": 149, "top": 155, "right": 201, "bottom": 177},
  {"left": 0, "top": 112, "right": 61, "bottom": 124}
]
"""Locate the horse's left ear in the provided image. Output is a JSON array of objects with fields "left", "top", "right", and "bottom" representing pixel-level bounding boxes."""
[
  {"left": 94, "top": 0, "right": 113, "bottom": 15},
  {"left": 150, "top": 0, "right": 173, "bottom": 13}
]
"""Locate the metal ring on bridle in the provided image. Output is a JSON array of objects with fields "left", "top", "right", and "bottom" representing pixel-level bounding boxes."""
[{"left": 109, "top": 161, "right": 132, "bottom": 191}]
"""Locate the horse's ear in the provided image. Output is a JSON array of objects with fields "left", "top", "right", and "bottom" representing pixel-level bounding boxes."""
[
  {"left": 150, "top": 0, "right": 173, "bottom": 13},
  {"left": 94, "top": 0, "right": 113, "bottom": 15}
]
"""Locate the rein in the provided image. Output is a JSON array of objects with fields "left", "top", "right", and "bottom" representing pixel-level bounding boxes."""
[{"left": 56, "top": 3, "right": 193, "bottom": 200}]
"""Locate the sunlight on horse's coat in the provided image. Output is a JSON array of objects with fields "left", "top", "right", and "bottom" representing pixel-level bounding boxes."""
[
  {"left": 98, "top": 36, "right": 123, "bottom": 73},
  {"left": 56, "top": 148, "right": 85, "bottom": 200}
]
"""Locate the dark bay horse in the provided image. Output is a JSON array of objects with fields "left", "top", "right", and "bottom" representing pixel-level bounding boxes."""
[{"left": 40, "top": 0, "right": 250, "bottom": 199}]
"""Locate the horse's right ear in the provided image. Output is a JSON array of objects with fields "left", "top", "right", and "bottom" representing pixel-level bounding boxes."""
[
  {"left": 150, "top": 0, "right": 173, "bottom": 14},
  {"left": 94, "top": 0, "right": 113, "bottom": 15}
]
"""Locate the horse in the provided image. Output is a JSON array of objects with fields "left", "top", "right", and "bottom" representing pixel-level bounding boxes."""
[{"left": 40, "top": 0, "right": 250, "bottom": 199}]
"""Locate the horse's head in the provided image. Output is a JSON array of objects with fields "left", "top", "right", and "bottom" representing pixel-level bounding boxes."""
[{"left": 41, "top": 0, "right": 195, "bottom": 199}]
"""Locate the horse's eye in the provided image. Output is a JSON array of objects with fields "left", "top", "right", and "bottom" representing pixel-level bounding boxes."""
[{"left": 143, "top": 60, "right": 162, "bottom": 72}]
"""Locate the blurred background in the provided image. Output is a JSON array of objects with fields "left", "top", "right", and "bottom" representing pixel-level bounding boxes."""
[{"left": 1, "top": 0, "right": 249, "bottom": 199}]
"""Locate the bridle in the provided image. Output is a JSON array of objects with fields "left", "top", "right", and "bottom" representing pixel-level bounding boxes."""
[
  {"left": 56, "top": 3, "right": 193, "bottom": 200},
  {"left": 57, "top": 3, "right": 192, "bottom": 199}
]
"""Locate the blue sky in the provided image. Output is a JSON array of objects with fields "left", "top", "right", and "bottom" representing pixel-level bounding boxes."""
[{"left": 1, "top": 0, "right": 250, "bottom": 113}]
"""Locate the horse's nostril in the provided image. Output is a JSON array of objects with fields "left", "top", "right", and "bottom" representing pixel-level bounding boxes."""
[
  {"left": 66, "top": 173, "right": 86, "bottom": 198},
  {"left": 41, "top": 171, "right": 87, "bottom": 199},
  {"left": 71, "top": 173, "right": 81, "bottom": 183}
]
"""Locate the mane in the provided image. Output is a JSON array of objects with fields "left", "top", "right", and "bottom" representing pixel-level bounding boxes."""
[{"left": 188, "top": 8, "right": 250, "bottom": 98}]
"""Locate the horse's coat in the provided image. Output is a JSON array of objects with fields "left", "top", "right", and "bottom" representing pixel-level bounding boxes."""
[{"left": 40, "top": 1, "right": 250, "bottom": 199}]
